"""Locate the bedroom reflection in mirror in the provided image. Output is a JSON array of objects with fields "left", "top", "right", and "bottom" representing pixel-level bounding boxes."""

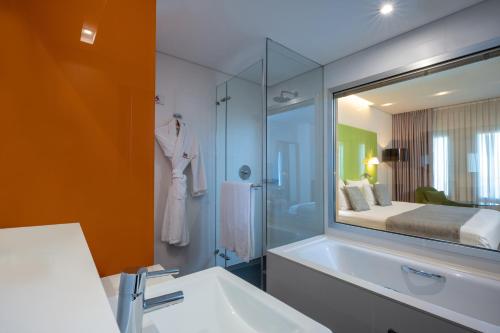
[{"left": 335, "top": 51, "right": 500, "bottom": 251}]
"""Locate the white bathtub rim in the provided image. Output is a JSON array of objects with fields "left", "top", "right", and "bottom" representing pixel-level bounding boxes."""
[
  {"left": 268, "top": 235, "right": 500, "bottom": 333},
  {"left": 270, "top": 234, "right": 500, "bottom": 282}
]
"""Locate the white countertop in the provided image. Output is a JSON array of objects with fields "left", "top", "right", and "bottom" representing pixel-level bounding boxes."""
[{"left": 0, "top": 223, "right": 120, "bottom": 333}]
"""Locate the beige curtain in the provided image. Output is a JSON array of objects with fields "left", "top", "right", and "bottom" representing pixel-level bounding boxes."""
[
  {"left": 433, "top": 97, "right": 500, "bottom": 203},
  {"left": 392, "top": 109, "right": 433, "bottom": 202}
]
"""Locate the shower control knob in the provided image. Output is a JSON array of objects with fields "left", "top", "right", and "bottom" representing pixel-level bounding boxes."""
[{"left": 239, "top": 165, "right": 251, "bottom": 180}]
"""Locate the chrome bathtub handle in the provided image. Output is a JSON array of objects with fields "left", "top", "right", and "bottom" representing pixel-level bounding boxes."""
[{"left": 401, "top": 265, "right": 446, "bottom": 282}]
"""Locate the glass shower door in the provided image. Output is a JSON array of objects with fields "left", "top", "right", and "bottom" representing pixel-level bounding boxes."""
[{"left": 215, "top": 61, "right": 264, "bottom": 286}]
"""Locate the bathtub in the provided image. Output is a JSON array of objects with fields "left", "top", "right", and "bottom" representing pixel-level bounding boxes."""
[{"left": 267, "top": 235, "right": 500, "bottom": 333}]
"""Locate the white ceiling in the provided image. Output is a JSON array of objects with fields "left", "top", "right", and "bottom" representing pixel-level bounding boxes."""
[
  {"left": 156, "top": 0, "right": 483, "bottom": 75},
  {"left": 357, "top": 55, "right": 500, "bottom": 114}
]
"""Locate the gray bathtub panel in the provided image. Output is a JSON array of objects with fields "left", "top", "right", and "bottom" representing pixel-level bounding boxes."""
[
  {"left": 371, "top": 292, "right": 476, "bottom": 333},
  {"left": 267, "top": 253, "right": 372, "bottom": 332}
]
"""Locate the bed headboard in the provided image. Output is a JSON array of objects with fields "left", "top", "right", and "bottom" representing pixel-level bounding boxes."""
[{"left": 337, "top": 124, "right": 378, "bottom": 183}]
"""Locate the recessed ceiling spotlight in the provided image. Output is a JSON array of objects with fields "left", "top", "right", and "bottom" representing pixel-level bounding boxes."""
[
  {"left": 380, "top": 3, "right": 394, "bottom": 15},
  {"left": 80, "top": 24, "right": 96, "bottom": 45},
  {"left": 344, "top": 95, "right": 374, "bottom": 107},
  {"left": 433, "top": 91, "right": 452, "bottom": 97},
  {"left": 82, "top": 28, "right": 93, "bottom": 36},
  {"left": 381, "top": 103, "right": 394, "bottom": 107}
]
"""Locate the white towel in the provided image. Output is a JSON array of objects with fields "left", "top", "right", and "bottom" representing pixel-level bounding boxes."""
[{"left": 220, "top": 181, "right": 255, "bottom": 262}]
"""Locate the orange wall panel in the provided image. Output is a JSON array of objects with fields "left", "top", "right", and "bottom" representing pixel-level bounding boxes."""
[{"left": 0, "top": 0, "right": 155, "bottom": 276}]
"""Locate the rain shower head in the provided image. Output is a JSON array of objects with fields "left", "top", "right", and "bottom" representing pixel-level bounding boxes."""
[
  {"left": 273, "top": 95, "right": 291, "bottom": 103},
  {"left": 273, "top": 90, "right": 298, "bottom": 103}
]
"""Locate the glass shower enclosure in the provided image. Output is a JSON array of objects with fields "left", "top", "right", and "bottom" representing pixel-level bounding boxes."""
[{"left": 215, "top": 39, "right": 324, "bottom": 289}]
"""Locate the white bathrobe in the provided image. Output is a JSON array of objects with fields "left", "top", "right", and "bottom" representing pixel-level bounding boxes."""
[{"left": 155, "top": 119, "right": 207, "bottom": 246}]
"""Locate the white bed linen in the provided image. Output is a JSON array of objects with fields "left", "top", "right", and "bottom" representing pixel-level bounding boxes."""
[
  {"left": 338, "top": 202, "right": 500, "bottom": 249},
  {"left": 461, "top": 209, "right": 500, "bottom": 249},
  {"left": 339, "top": 201, "right": 422, "bottom": 230}
]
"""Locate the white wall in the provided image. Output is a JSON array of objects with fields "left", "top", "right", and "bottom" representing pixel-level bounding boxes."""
[
  {"left": 337, "top": 98, "right": 393, "bottom": 196},
  {"left": 155, "top": 52, "right": 229, "bottom": 275},
  {"left": 325, "top": 0, "right": 500, "bottom": 90}
]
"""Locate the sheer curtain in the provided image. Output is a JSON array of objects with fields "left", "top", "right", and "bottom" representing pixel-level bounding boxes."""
[
  {"left": 432, "top": 97, "right": 500, "bottom": 203},
  {"left": 478, "top": 132, "right": 500, "bottom": 202}
]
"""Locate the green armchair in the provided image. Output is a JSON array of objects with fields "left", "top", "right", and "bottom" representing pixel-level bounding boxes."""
[{"left": 415, "top": 187, "right": 474, "bottom": 207}]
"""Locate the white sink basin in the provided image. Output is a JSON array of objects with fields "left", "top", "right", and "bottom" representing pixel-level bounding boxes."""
[{"left": 108, "top": 267, "right": 330, "bottom": 333}]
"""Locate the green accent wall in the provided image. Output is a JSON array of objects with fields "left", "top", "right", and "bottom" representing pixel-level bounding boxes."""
[{"left": 337, "top": 124, "right": 378, "bottom": 183}]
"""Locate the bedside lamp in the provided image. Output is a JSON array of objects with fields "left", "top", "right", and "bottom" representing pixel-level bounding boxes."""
[
  {"left": 367, "top": 157, "right": 380, "bottom": 165},
  {"left": 363, "top": 157, "right": 380, "bottom": 179}
]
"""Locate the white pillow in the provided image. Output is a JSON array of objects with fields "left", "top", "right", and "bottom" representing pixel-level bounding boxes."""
[
  {"left": 337, "top": 179, "right": 351, "bottom": 210},
  {"left": 362, "top": 183, "right": 376, "bottom": 206},
  {"left": 346, "top": 178, "right": 369, "bottom": 188}
]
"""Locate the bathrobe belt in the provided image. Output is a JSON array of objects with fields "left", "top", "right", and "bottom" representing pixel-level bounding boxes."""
[{"left": 172, "top": 168, "right": 186, "bottom": 180}]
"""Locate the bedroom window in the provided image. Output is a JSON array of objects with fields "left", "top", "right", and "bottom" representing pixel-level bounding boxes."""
[
  {"left": 432, "top": 135, "right": 449, "bottom": 195},
  {"left": 478, "top": 131, "right": 500, "bottom": 201},
  {"left": 332, "top": 46, "right": 500, "bottom": 252}
]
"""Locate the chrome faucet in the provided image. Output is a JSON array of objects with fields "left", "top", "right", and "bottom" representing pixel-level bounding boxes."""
[{"left": 116, "top": 267, "right": 184, "bottom": 333}]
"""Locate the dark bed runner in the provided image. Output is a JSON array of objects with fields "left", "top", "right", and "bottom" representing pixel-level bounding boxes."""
[{"left": 386, "top": 204, "right": 479, "bottom": 242}]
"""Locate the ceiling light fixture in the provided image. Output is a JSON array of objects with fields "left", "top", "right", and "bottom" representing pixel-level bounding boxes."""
[
  {"left": 433, "top": 91, "right": 452, "bottom": 97},
  {"left": 380, "top": 3, "right": 394, "bottom": 15},
  {"left": 344, "top": 95, "right": 374, "bottom": 108},
  {"left": 80, "top": 25, "right": 96, "bottom": 45},
  {"left": 82, "top": 28, "right": 93, "bottom": 36},
  {"left": 381, "top": 103, "right": 394, "bottom": 107}
]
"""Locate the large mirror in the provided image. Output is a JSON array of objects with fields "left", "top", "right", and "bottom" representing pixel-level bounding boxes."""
[{"left": 334, "top": 49, "right": 500, "bottom": 251}]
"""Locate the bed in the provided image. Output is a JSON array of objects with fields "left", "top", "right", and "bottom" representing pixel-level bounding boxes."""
[{"left": 338, "top": 201, "right": 500, "bottom": 250}]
